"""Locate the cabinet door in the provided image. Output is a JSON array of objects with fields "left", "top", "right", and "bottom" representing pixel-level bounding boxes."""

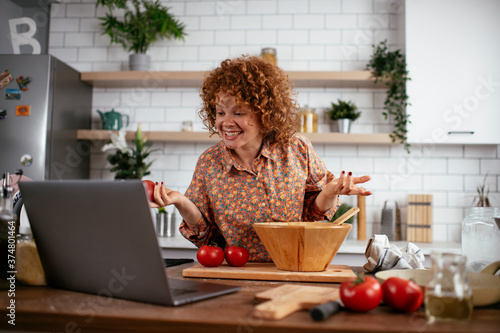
[{"left": 406, "top": 0, "right": 500, "bottom": 144}]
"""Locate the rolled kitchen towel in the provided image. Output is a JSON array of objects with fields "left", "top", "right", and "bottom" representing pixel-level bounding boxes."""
[{"left": 363, "top": 234, "right": 425, "bottom": 272}]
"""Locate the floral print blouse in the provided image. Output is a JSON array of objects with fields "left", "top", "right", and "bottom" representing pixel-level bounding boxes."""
[{"left": 179, "top": 133, "right": 341, "bottom": 262}]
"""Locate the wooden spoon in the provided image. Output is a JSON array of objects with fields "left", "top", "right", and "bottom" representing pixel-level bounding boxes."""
[{"left": 331, "top": 207, "right": 360, "bottom": 226}]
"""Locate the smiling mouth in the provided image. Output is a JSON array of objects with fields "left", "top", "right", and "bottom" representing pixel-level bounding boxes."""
[{"left": 224, "top": 131, "right": 242, "bottom": 138}]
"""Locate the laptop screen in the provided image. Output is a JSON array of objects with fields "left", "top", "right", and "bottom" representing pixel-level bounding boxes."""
[{"left": 19, "top": 180, "right": 175, "bottom": 305}]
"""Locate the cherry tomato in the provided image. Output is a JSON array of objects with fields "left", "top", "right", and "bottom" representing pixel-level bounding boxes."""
[
  {"left": 382, "top": 277, "right": 424, "bottom": 312},
  {"left": 197, "top": 245, "right": 224, "bottom": 267},
  {"left": 224, "top": 246, "right": 250, "bottom": 267},
  {"left": 340, "top": 274, "right": 382, "bottom": 312},
  {"left": 142, "top": 180, "right": 155, "bottom": 202}
]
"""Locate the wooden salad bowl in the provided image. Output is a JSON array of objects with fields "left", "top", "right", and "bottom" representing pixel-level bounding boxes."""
[{"left": 253, "top": 222, "right": 352, "bottom": 272}]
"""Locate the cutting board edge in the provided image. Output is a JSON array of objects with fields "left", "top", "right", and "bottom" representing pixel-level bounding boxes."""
[{"left": 182, "top": 263, "right": 357, "bottom": 283}]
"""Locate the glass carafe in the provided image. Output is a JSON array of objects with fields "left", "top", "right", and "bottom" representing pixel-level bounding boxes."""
[
  {"left": 461, "top": 207, "right": 500, "bottom": 272},
  {"left": 425, "top": 252, "right": 473, "bottom": 323}
]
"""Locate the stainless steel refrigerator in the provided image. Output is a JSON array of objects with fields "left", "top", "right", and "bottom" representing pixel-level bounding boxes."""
[{"left": 0, "top": 55, "right": 92, "bottom": 180}]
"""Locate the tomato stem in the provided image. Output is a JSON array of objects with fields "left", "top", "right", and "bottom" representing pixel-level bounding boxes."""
[{"left": 353, "top": 272, "right": 366, "bottom": 285}]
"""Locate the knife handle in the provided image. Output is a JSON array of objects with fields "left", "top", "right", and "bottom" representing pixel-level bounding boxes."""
[{"left": 310, "top": 301, "right": 341, "bottom": 321}]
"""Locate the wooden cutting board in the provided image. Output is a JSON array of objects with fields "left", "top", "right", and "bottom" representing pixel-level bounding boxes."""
[
  {"left": 182, "top": 262, "right": 356, "bottom": 283},
  {"left": 254, "top": 284, "right": 340, "bottom": 320},
  {"left": 407, "top": 194, "right": 432, "bottom": 243}
]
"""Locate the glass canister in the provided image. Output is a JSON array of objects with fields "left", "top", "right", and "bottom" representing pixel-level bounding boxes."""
[
  {"left": 298, "top": 105, "right": 318, "bottom": 133},
  {"left": 261, "top": 48, "right": 277, "bottom": 65},
  {"left": 461, "top": 207, "right": 500, "bottom": 272},
  {"left": 16, "top": 225, "right": 47, "bottom": 286},
  {"left": 425, "top": 252, "right": 473, "bottom": 323},
  {"left": 181, "top": 120, "right": 193, "bottom": 132},
  {"left": 0, "top": 174, "right": 17, "bottom": 290}
]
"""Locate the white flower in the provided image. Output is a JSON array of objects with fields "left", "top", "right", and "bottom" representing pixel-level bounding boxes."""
[{"left": 101, "top": 128, "right": 131, "bottom": 154}]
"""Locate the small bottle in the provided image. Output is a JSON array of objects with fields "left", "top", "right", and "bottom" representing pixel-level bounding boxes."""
[
  {"left": 16, "top": 225, "right": 46, "bottom": 285},
  {"left": 425, "top": 252, "right": 473, "bottom": 323},
  {"left": 0, "top": 173, "right": 17, "bottom": 290},
  {"left": 182, "top": 120, "right": 193, "bottom": 132},
  {"left": 261, "top": 48, "right": 277, "bottom": 65}
]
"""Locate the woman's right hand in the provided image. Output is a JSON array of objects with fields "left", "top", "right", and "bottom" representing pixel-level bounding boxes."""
[
  {"left": 149, "top": 182, "right": 203, "bottom": 227},
  {"left": 149, "top": 182, "right": 183, "bottom": 208}
]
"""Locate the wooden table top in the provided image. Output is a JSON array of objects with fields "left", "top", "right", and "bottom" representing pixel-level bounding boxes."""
[{"left": 1, "top": 263, "right": 499, "bottom": 333}]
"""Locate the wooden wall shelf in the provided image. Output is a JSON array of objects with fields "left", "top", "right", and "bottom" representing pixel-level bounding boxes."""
[
  {"left": 80, "top": 70, "right": 386, "bottom": 89},
  {"left": 77, "top": 130, "right": 394, "bottom": 145}
]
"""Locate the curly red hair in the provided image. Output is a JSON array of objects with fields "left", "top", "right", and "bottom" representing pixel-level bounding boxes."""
[{"left": 199, "top": 56, "right": 299, "bottom": 145}]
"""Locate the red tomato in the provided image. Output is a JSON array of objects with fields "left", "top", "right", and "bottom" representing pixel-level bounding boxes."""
[
  {"left": 197, "top": 245, "right": 224, "bottom": 267},
  {"left": 224, "top": 246, "right": 250, "bottom": 267},
  {"left": 340, "top": 274, "right": 382, "bottom": 312},
  {"left": 382, "top": 277, "right": 424, "bottom": 312},
  {"left": 142, "top": 180, "right": 155, "bottom": 202}
]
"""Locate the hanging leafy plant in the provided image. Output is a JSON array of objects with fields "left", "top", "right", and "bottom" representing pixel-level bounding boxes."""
[
  {"left": 96, "top": 0, "right": 187, "bottom": 54},
  {"left": 366, "top": 40, "right": 411, "bottom": 153}
]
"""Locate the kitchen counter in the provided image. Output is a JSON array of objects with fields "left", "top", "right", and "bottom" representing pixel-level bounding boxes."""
[
  {"left": 158, "top": 235, "right": 461, "bottom": 266},
  {"left": 1, "top": 263, "right": 498, "bottom": 333},
  {"left": 158, "top": 235, "right": 461, "bottom": 254}
]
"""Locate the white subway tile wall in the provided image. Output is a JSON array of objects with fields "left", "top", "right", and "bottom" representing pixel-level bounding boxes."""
[{"left": 49, "top": 0, "right": 499, "bottom": 242}]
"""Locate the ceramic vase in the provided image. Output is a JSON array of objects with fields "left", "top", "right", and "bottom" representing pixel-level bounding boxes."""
[{"left": 129, "top": 53, "right": 150, "bottom": 71}]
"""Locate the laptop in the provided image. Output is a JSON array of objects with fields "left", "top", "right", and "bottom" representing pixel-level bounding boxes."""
[{"left": 19, "top": 180, "right": 241, "bottom": 306}]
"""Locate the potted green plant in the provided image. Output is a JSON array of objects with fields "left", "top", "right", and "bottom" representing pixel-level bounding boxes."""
[
  {"left": 472, "top": 173, "right": 491, "bottom": 207},
  {"left": 366, "top": 40, "right": 411, "bottom": 152},
  {"left": 102, "top": 123, "right": 157, "bottom": 179},
  {"left": 96, "top": 0, "right": 187, "bottom": 71},
  {"left": 326, "top": 99, "right": 361, "bottom": 133}
]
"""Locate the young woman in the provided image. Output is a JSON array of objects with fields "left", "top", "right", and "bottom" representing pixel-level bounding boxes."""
[{"left": 151, "top": 56, "right": 372, "bottom": 262}]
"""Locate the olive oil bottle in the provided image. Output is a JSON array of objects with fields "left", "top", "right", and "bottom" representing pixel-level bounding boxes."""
[
  {"left": 425, "top": 252, "right": 473, "bottom": 323},
  {"left": 425, "top": 293, "right": 473, "bottom": 322}
]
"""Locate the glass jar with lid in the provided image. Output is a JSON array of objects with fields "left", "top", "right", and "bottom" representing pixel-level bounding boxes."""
[
  {"left": 1, "top": 173, "right": 17, "bottom": 290},
  {"left": 298, "top": 105, "right": 318, "bottom": 133},
  {"left": 461, "top": 206, "right": 500, "bottom": 272},
  {"left": 16, "top": 224, "right": 46, "bottom": 286},
  {"left": 261, "top": 48, "right": 277, "bottom": 66}
]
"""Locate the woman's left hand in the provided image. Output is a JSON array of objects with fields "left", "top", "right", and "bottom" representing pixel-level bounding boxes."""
[{"left": 325, "top": 171, "right": 372, "bottom": 196}]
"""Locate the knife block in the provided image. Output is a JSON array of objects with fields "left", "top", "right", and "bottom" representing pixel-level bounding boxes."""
[{"left": 407, "top": 194, "right": 432, "bottom": 242}]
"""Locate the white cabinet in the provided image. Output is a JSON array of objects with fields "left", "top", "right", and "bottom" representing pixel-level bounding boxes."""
[{"left": 405, "top": 0, "right": 500, "bottom": 144}]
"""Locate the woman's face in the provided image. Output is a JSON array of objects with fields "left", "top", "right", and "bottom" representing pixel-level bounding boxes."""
[{"left": 215, "top": 92, "right": 262, "bottom": 153}]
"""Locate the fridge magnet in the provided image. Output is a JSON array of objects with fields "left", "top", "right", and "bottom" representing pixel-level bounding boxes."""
[
  {"left": 6, "top": 88, "right": 21, "bottom": 100},
  {"left": 20, "top": 154, "right": 33, "bottom": 167},
  {"left": 16, "top": 105, "right": 30, "bottom": 116},
  {"left": 16, "top": 76, "right": 31, "bottom": 91},
  {"left": 0, "top": 110, "right": 6, "bottom": 120},
  {"left": 0, "top": 70, "right": 13, "bottom": 90}
]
